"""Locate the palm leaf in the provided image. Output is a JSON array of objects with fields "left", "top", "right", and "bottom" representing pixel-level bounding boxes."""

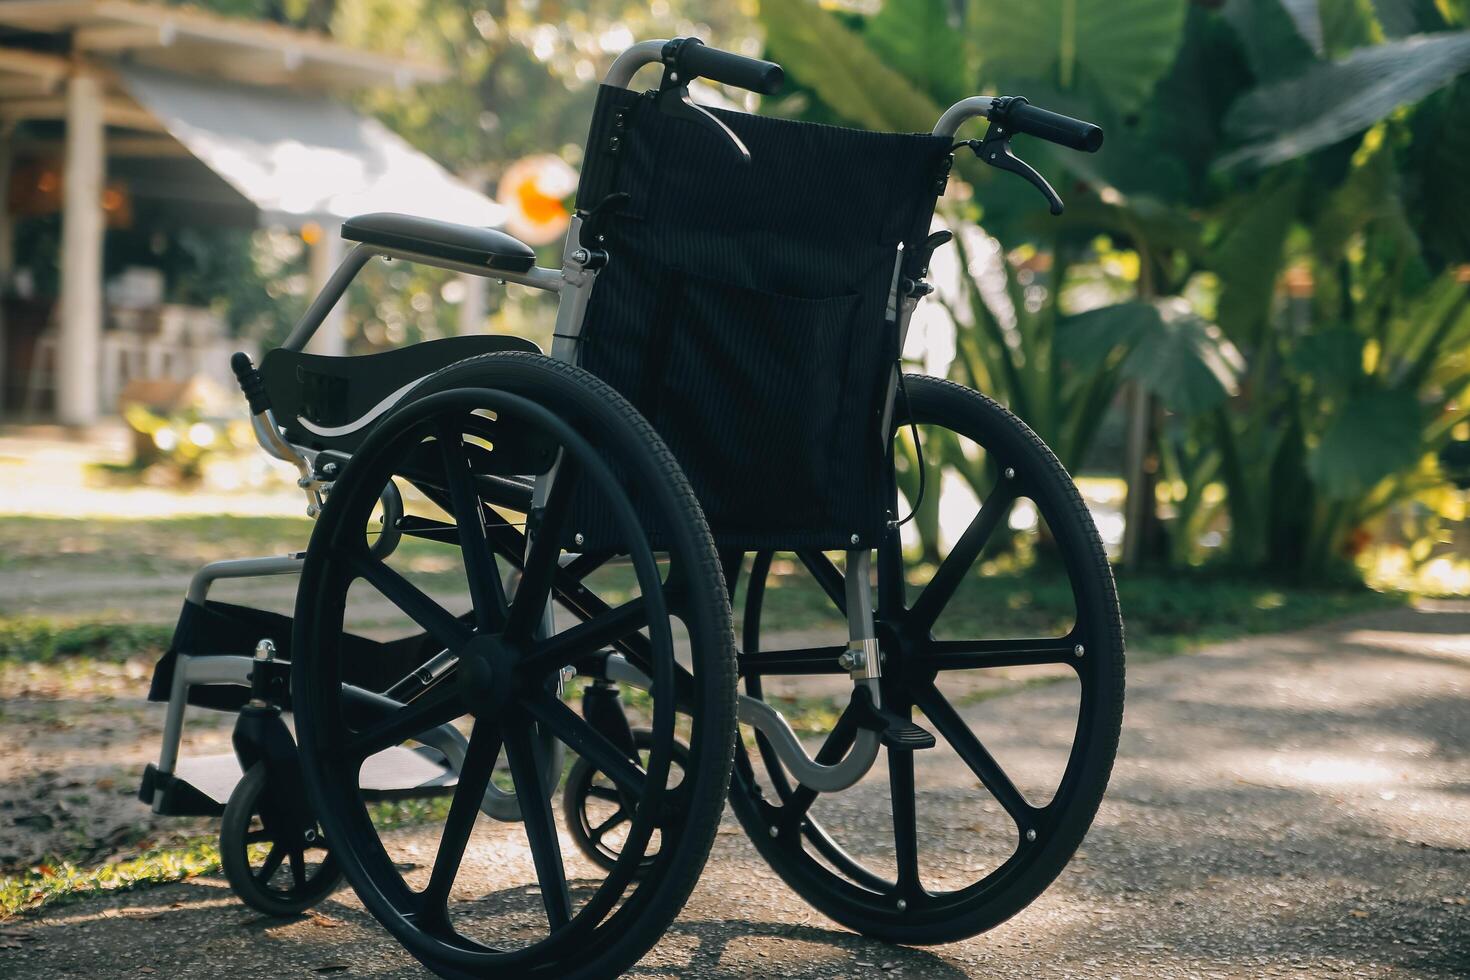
[
  {"left": 1218, "top": 31, "right": 1470, "bottom": 170},
  {"left": 968, "top": 0, "right": 1188, "bottom": 113},
  {"left": 1058, "top": 300, "right": 1245, "bottom": 414}
]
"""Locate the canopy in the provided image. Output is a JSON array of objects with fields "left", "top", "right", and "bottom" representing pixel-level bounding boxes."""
[{"left": 116, "top": 63, "right": 504, "bottom": 229}]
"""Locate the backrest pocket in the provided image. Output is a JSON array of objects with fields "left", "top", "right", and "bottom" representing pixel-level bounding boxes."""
[{"left": 644, "top": 268, "right": 863, "bottom": 542}]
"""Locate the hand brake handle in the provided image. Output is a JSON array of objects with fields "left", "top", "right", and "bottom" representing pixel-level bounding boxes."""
[
  {"left": 656, "top": 38, "right": 754, "bottom": 166},
  {"left": 961, "top": 96, "right": 1099, "bottom": 215}
]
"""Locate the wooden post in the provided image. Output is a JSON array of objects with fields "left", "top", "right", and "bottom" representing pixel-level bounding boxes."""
[
  {"left": 456, "top": 272, "right": 486, "bottom": 334},
  {"left": 0, "top": 121, "right": 14, "bottom": 418},
  {"left": 57, "top": 71, "right": 105, "bottom": 426},
  {"left": 1120, "top": 381, "right": 1152, "bottom": 570},
  {"left": 308, "top": 224, "right": 346, "bottom": 356}
]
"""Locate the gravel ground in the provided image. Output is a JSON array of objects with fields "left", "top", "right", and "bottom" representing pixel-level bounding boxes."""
[{"left": 3, "top": 603, "right": 1468, "bottom": 978}]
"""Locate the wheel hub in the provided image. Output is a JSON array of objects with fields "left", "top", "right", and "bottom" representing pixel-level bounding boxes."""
[{"left": 457, "top": 633, "right": 521, "bottom": 712}]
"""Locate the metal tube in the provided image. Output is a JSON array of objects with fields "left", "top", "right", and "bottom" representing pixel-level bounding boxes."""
[
  {"left": 283, "top": 243, "right": 374, "bottom": 352},
  {"left": 604, "top": 39, "right": 668, "bottom": 89},
  {"left": 186, "top": 555, "right": 304, "bottom": 605},
  {"left": 933, "top": 95, "right": 996, "bottom": 138}
]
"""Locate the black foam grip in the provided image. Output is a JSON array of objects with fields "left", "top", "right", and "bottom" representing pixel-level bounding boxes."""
[
  {"left": 230, "top": 351, "right": 271, "bottom": 415},
  {"left": 678, "top": 41, "right": 784, "bottom": 95},
  {"left": 1007, "top": 103, "right": 1104, "bottom": 153}
]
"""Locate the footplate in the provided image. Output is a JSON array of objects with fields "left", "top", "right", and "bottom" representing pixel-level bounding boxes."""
[{"left": 851, "top": 686, "right": 936, "bottom": 751}]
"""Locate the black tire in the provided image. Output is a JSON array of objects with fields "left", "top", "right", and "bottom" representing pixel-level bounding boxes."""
[
  {"left": 220, "top": 762, "right": 343, "bottom": 916},
  {"left": 729, "top": 375, "right": 1125, "bottom": 944},
  {"left": 292, "top": 352, "right": 736, "bottom": 980},
  {"left": 564, "top": 729, "right": 691, "bottom": 874}
]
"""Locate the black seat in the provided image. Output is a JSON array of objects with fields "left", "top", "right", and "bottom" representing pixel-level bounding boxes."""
[{"left": 342, "top": 213, "right": 537, "bottom": 273}]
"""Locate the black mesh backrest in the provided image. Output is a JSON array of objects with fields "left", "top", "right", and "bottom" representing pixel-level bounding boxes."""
[{"left": 573, "top": 85, "right": 952, "bottom": 551}]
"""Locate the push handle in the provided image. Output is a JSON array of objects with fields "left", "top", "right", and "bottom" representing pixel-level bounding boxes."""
[
  {"left": 667, "top": 38, "right": 784, "bottom": 95},
  {"left": 231, "top": 351, "right": 272, "bottom": 416},
  {"left": 1003, "top": 100, "right": 1103, "bottom": 153}
]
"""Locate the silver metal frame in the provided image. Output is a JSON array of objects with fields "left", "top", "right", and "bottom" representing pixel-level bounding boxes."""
[{"left": 148, "top": 43, "right": 1005, "bottom": 812}]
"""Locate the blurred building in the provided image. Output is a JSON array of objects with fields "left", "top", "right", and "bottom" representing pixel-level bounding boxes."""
[{"left": 0, "top": 0, "right": 505, "bottom": 425}]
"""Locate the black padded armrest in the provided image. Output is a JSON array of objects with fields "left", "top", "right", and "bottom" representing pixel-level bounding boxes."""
[{"left": 342, "top": 213, "right": 538, "bottom": 273}]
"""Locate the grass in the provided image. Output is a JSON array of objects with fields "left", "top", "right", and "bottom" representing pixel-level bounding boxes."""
[
  {"left": 0, "top": 793, "right": 467, "bottom": 921},
  {"left": 0, "top": 616, "right": 173, "bottom": 663}
]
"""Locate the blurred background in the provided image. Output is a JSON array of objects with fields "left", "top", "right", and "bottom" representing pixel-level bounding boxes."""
[
  {"left": 0, "top": 0, "right": 1469, "bottom": 919},
  {"left": 0, "top": 0, "right": 1468, "bottom": 636}
]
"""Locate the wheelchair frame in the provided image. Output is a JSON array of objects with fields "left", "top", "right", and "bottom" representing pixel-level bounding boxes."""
[{"left": 144, "top": 42, "right": 1003, "bottom": 812}]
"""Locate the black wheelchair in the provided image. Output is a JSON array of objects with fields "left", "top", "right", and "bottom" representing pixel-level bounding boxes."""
[{"left": 139, "top": 37, "right": 1123, "bottom": 979}]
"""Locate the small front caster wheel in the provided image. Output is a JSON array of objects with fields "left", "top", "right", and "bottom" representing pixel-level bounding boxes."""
[
  {"left": 564, "top": 728, "right": 690, "bottom": 873},
  {"left": 220, "top": 761, "right": 343, "bottom": 916}
]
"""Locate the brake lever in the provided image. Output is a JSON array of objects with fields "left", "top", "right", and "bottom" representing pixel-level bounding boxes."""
[
  {"left": 960, "top": 102, "right": 1065, "bottom": 215},
  {"left": 656, "top": 41, "right": 751, "bottom": 166}
]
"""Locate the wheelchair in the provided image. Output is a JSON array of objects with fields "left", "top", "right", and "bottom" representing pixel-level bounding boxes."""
[{"left": 139, "top": 37, "right": 1123, "bottom": 979}]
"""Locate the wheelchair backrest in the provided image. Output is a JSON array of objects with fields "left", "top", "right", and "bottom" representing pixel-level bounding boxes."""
[{"left": 575, "top": 85, "right": 952, "bottom": 551}]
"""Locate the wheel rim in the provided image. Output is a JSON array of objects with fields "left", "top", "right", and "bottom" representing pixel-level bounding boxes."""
[
  {"left": 733, "top": 377, "right": 1122, "bottom": 932},
  {"left": 294, "top": 386, "right": 703, "bottom": 973}
]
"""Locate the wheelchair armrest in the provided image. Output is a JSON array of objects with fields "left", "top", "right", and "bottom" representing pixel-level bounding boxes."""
[{"left": 342, "top": 213, "right": 537, "bottom": 273}]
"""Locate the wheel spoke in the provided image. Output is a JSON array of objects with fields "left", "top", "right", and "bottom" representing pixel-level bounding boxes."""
[
  {"left": 505, "top": 714, "right": 572, "bottom": 932},
  {"left": 438, "top": 423, "right": 508, "bottom": 632},
  {"left": 796, "top": 550, "right": 847, "bottom": 615},
  {"left": 589, "top": 809, "right": 628, "bottom": 844},
  {"left": 924, "top": 636, "right": 1079, "bottom": 671},
  {"left": 519, "top": 599, "right": 648, "bottom": 678},
  {"left": 344, "top": 685, "right": 467, "bottom": 762},
  {"left": 289, "top": 847, "right": 307, "bottom": 888},
  {"left": 586, "top": 785, "right": 621, "bottom": 803},
  {"left": 888, "top": 720, "right": 923, "bottom": 900},
  {"left": 420, "top": 720, "right": 502, "bottom": 915},
  {"left": 505, "top": 459, "right": 579, "bottom": 641},
  {"left": 912, "top": 681, "right": 1038, "bottom": 829},
  {"left": 353, "top": 554, "right": 473, "bottom": 653},
  {"left": 244, "top": 828, "right": 270, "bottom": 844},
  {"left": 906, "top": 485, "right": 1015, "bottom": 633},
  {"left": 256, "top": 843, "right": 286, "bottom": 883},
  {"left": 525, "top": 692, "right": 647, "bottom": 801}
]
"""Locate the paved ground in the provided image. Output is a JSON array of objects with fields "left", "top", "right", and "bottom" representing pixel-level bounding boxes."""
[{"left": 3, "top": 603, "right": 1468, "bottom": 978}]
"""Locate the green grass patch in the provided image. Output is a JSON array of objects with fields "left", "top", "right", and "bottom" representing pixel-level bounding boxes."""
[
  {"left": 0, "top": 790, "right": 468, "bottom": 920},
  {"left": 0, "top": 838, "right": 221, "bottom": 920},
  {"left": 0, "top": 616, "right": 173, "bottom": 663}
]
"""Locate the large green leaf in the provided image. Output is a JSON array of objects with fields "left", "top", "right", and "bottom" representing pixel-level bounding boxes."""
[
  {"left": 1308, "top": 387, "right": 1425, "bottom": 497},
  {"left": 1121, "top": 300, "right": 1247, "bottom": 415},
  {"left": 1372, "top": 0, "right": 1449, "bottom": 35},
  {"left": 1223, "top": 0, "right": 1320, "bottom": 80},
  {"left": 1211, "top": 174, "right": 1301, "bottom": 343},
  {"left": 968, "top": 0, "right": 1188, "bottom": 112},
  {"left": 866, "top": 0, "right": 971, "bottom": 108},
  {"left": 1058, "top": 299, "right": 1245, "bottom": 414},
  {"left": 1218, "top": 31, "right": 1470, "bottom": 170},
  {"left": 758, "top": 0, "right": 943, "bottom": 133},
  {"left": 1405, "top": 78, "right": 1470, "bottom": 265}
]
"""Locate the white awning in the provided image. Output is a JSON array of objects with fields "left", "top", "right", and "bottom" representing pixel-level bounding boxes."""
[{"left": 116, "top": 63, "right": 505, "bottom": 230}]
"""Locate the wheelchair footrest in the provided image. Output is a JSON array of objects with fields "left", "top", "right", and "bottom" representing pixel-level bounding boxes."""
[{"left": 850, "top": 686, "right": 937, "bottom": 751}]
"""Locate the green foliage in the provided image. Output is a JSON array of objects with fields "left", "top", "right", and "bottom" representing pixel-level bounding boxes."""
[
  {"left": 0, "top": 617, "right": 172, "bottom": 663},
  {"left": 1218, "top": 32, "right": 1470, "bottom": 170},
  {"left": 1308, "top": 387, "right": 1425, "bottom": 497},
  {"left": 968, "top": 0, "right": 1188, "bottom": 112},
  {"left": 759, "top": 0, "right": 943, "bottom": 131}
]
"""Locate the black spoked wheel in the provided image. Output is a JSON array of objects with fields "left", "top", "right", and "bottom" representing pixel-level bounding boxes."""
[
  {"left": 220, "top": 761, "right": 343, "bottom": 916},
  {"left": 292, "top": 353, "right": 736, "bottom": 980},
  {"left": 564, "top": 728, "right": 690, "bottom": 873},
  {"left": 729, "top": 375, "right": 1124, "bottom": 944}
]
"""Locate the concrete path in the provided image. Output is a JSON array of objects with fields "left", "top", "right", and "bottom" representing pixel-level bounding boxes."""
[{"left": 3, "top": 604, "right": 1467, "bottom": 978}]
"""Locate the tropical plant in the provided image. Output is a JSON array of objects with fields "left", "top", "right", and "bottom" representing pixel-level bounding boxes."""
[{"left": 759, "top": 0, "right": 1470, "bottom": 580}]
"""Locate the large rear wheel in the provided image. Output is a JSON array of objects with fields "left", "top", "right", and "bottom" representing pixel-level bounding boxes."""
[
  {"left": 730, "top": 375, "right": 1124, "bottom": 944},
  {"left": 293, "top": 353, "right": 736, "bottom": 979}
]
